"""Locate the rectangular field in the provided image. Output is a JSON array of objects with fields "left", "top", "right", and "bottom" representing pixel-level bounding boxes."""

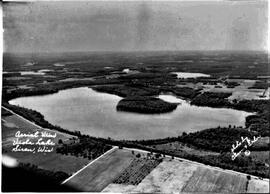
[
  {"left": 132, "top": 160, "right": 197, "bottom": 193},
  {"left": 248, "top": 178, "right": 269, "bottom": 193},
  {"left": 65, "top": 148, "right": 135, "bottom": 192},
  {"left": 182, "top": 166, "right": 247, "bottom": 193},
  {"left": 103, "top": 159, "right": 268, "bottom": 193},
  {"left": 113, "top": 158, "right": 162, "bottom": 185}
]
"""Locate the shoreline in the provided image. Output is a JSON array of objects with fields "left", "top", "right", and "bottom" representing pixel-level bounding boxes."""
[
  {"left": 2, "top": 84, "right": 258, "bottom": 141},
  {"left": 2, "top": 90, "right": 269, "bottom": 179},
  {"left": 2, "top": 106, "right": 269, "bottom": 179},
  {"left": 5, "top": 86, "right": 255, "bottom": 140}
]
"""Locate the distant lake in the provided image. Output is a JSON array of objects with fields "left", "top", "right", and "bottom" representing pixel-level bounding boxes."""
[
  {"left": 20, "top": 69, "right": 53, "bottom": 75},
  {"left": 173, "top": 72, "right": 210, "bottom": 79},
  {"left": 9, "top": 87, "right": 252, "bottom": 140}
]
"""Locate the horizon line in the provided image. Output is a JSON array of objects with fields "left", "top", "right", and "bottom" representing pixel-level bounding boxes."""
[{"left": 3, "top": 49, "right": 268, "bottom": 55}]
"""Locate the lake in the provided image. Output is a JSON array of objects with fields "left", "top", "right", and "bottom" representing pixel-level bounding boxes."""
[
  {"left": 9, "top": 87, "right": 252, "bottom": 140},
  {"left": 20, "top": 69, "right": 53, "bottom": 75},
  {"left": 173, "top": 72, "right": 210, "bottom": 79}
]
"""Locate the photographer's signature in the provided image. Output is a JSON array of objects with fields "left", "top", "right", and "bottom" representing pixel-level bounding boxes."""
[{"left": 231, "top": 136, "right": 261, "bottom": 160}]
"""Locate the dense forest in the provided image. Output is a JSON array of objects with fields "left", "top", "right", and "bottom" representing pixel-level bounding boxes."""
[
  {"left": 177, "top": 127, "right": 268, "bottom": 152},
  {"left": 191, "top": 92, "right": 269, "bottom": 136},
  {"left": 92, "top": 84, "right": 159, "bottom": 97},
  {"left": 191, "top": 92, "right": 232, "bottom": 107}
]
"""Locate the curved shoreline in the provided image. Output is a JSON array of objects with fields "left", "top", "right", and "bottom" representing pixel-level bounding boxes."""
[
  {"left": 116, "top": 96, "right": 178, "bottom": 114},
  {"left": 4, "top": 84, "right": 261, "bottom": 114},
  {"left": 5, "top": 86, "right": 260, "bottom": 141}
]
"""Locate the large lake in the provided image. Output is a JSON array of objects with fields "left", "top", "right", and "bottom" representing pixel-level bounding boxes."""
[{"left": 9, "top": 87, "right": 252, "bottom": 140}]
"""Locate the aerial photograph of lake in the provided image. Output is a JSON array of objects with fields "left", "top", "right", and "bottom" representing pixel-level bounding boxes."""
[
  {"left": 9, "top": 87, "right": 252, "bottom": 140},
  {"left": 2, "top": 0, "right": 269, "bottom": 193}
]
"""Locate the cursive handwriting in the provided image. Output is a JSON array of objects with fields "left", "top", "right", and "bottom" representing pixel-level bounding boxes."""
[
  {"left": 12, "top": 145, "right": 36, "bottom": 153},
  {"left": 37, "top": 146, "right": 54, "bottom": 153},
  {"left": 15, "top": 131, "right": 39, "bottom": 138},
  {"left": 13, "top": 138, "right": 35, "bottom": 145},
  {"left": 12, "top": 130, "right": 56, "bottom": 153},
  {"left": 36, "top": 138, "right": 55, "bottom": 146},
  {"left": 40, "top": 131, "right": 57, "bottom": 138}
]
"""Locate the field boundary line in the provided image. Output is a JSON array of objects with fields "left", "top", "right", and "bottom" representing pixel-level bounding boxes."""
[
  {"left": 2, "top": 106, "right": 43, "bottom": 129},
  {"left": 61, "top": 146, "right": 117, "bottom": 185}
]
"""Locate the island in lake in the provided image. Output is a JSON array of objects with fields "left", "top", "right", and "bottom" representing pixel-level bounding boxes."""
[{"left": 116, "top": 96, "right": 178, "bottom": 114}]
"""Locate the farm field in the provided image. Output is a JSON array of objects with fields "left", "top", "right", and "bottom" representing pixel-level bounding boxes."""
[
  {"left": 113, "top": 158, "right": 162, "bottom": 185},
  {"left": 1, "top": 109, "right": 90, "bottom": 174},
  {"left": 6, "top": 151, "right": 89, "bottom": 174},
  {"left": 103, "top": 159, "right": 269, "bottom": 193},
  {"left": 248, "top": 178, "right": 269, "bottom": 193},
  {"left": 102, "top": 184, "right": 136, "bottom": 193},
  {"left": 181, "top": 166, "right": 246, "bottom": 193},
  {"left": 202, "top": 79, "right": 269, "bottom": 101},
  {"left": 64, "top": 148, "right": 136, "bottom": 192},
  {"left": 103, "top": 159, "right": 197, "bottom": 193}
]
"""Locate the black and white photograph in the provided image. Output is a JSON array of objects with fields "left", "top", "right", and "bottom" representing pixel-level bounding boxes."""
[{"left": 1, "top": 0, "right": 269, "bottom": 193}]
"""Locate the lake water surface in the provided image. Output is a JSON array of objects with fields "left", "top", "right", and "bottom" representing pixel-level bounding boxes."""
[
  {"left": 20, "top": 69, "right": 53, "bottom": 75},
  {"left": 9, "top": 87, "right": 252, "bottom": 140},
  {"left": 173, "top": 72, "right": 210, "bottom": 79}
]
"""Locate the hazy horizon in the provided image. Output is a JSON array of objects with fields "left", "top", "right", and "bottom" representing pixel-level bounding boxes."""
[
  {"left": 4, "top": 49, "right": 268, "bottom": 55},
  {"left": 3, "top": 1, "right": 268, "bottom": 53}
]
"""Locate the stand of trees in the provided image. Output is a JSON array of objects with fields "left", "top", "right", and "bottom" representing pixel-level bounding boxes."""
[
  {"left": 56, "top": 137, "right": 112, "bottom": 160},
  {"left": 191, "top": 92, "right": 232, "bottom": 107},
  {"left": 177, "top": 127, "right": 262, "bottom": 152},
  {"left": 93, "top": 85, "right": 160, "bottom": 97},
  {"left": 117, "top": 96, "right": 178, "bottom": 114},
  {"left": 191, "top": 92, "right": 270, "bottom": 136}
]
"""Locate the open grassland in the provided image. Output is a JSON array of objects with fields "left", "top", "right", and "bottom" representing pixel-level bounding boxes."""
[
  {"left": 65, "top": 148, "right": 135, "bottom": 192},
  {"left": 103, "top": 159, "right": 269, "bottom": 193},
  {"left": 1, "top": 110, "right": 90, "bottom": 174}
]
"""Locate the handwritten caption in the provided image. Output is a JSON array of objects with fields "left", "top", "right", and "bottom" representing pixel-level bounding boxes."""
[
  {"left": 231, "top": 136, "right": 261, "bottom": 160},
  {"left": 12, "top": 131, "right": 57, "bottom": 153}
]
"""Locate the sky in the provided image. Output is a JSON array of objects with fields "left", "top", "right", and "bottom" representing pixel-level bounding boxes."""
[{"left": 3, "top": 0, "right": 268, "bottom": 53}]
